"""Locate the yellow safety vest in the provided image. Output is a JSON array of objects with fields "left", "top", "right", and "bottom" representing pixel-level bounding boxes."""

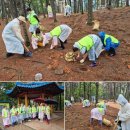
[
  {"left": 50, "top": 26, "right": 62, "bottom": 37},
  {"left": 78, "top": 36, "right": 94, "bottom": 51},
  {"left": 17, "top": 107, "right": 22, "bottom": 114},
  {"left": 11, "top": 108, "right": 16, "bottom": 116},
  {"left": 45, "top": 106, "right": 50, "bottom": 114},
  {"left": 3, "top": 109, "right": 8, "bottom": 118},
  {"left": 98, "top": 108, "right": 104, "bottom": 114},
  {"left": 48, "top": 6, "right": 52, "bottom": 13},
  {"left": 32, "top": 34, "right": 43, "bottom": 41},
  {"left": 32, "top": 107, "right": 36, "bottom": 113},
  {"left": 27, "top": 11, "right": 38, "bottom": 25}
]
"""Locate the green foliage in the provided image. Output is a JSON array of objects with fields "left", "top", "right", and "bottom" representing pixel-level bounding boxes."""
[{"left": 0, "top": 82, "right": 16, "bottom": 106}]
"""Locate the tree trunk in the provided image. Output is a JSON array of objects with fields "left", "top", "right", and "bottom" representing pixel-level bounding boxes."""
[
  {"left": 107, "top": 0, "right": 112, "bottom": 10},
  {"left": 113, "top": 83, "right": 116, "bottom": 102},
  {"left": 126, "top": 0, "right": 129, "bottom": 6},
  {"left": 50, "top": 0, "right": 57, "bottom": 22},
  {"left": 87, "top": 0, "right": 93, "bottom": 25},
  {"left": 40, "top": 0, "right": 46, "bottom": 18},
  {"left": 83, "top": 83, "right": 86, "bottom": 99},
  {"left": 59, "top": 93, "right": 62, "bottom": 110},
  {"left": 74, "top": 0, "right": 77, "bottom": 13},
  {"left": 80, "top": 0, "right": 84, "bottom": 14},
  {"left": 21, "top": 0, "right": 30, "bottom": 46},
  {"left": 95, "top": 82, "right": 99, "bottom": 107},
  {"left": 115, "top": 0, "right": 119, "bottom": 7}
]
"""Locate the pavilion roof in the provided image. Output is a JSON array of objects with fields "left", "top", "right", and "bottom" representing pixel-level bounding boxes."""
[{"left": 6, "top": 82, "right": 64, "bottom": 98}]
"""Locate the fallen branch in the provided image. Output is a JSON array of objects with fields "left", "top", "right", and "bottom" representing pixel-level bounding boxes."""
[
  {"left": 26, "top": 59, "right": 44, "bottom": 64},
  {"left": 2, "top": 66, "right": 17, "bottom": 71},
  {"left": 31, "top": 60, "right": 44, "bottom": 64}
]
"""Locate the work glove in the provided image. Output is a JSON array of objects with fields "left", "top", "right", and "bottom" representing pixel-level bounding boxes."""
[{"left": 80, "top": 59, "right": 85, "bottom": 63}]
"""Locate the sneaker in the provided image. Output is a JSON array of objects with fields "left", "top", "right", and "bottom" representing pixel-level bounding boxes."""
[
  {"left": 89, "top": 62, "right": 97, "bottom": 67},
  {"left": 23, "top": 52, "right": 32, "bottom": 57},
  {"left": 6, "top": 53, "right": 14, "bottom": 58},
  {"left": 64, "top": 40, "right": 67, "bottom": 44}
]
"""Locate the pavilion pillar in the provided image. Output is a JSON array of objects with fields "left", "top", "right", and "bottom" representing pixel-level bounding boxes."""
[
  {"left": 25, "top": 94, "right": 28, "bottom": 107},
  {"left": 17, "top": 97, "right": 20, "bottom": 105},
  {"left": 41, "top": 93, "right": 44, "bottom": 99}
]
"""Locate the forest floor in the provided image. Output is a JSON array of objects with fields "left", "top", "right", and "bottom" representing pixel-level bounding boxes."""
[
  {"left": 65, "top": 102, "right": 119, "bottom": 130},
  {"left": 0, "top": 7, "right": 130, "bottom": 81}
]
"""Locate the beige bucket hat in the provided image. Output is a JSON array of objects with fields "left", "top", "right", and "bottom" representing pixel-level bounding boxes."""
[{"left": 18, "top": 16, "right": 26, "bottom": 23}]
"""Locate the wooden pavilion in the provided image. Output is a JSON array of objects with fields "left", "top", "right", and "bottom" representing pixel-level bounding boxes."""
[{"left": 6, "top": 82, "right": 64, "bottom": 107}]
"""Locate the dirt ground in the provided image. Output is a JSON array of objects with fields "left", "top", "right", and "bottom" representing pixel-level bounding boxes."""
[
  {"left": 0, "top": 7, "right": 130, "bottom": 81},
  {"left": 65, "top": 102, "right": 119, "bottom": 130}
]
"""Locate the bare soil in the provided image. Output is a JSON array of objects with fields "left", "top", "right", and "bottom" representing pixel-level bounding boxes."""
[
  {"left": 0, "top": 7, "right": 130, "bottom": 81},
  {"left": 65, "top": 102, "right": 119, "bottom": 130}
]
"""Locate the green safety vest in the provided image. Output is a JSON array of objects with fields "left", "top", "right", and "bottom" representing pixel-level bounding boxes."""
[
  {"left": 97, "top": 102, "right": 104, "bottom": 108},
  {"left": 84, "top": 99, "right": 89, "bottom": 103},
  {"left": 104, "top": 34, "right": 119, "bottom": 45},
  {"left": 3, "top": 109, "right": 8, "bottom": 118},
  {"left": 32, "top": 34, "right": 43, "bottom": 41},
  {"left": 28, "top": 107, "right": 32, "bottom": 113},
  {"left": 32, "top": 107, "right": 36, "bottom": 113},
  {"left": 65, "top": 100, "right": 69, "bottom": 103},
  {"left": 11, "top": 108, "right": 16, "bottom": 116},
  {"left": 98, "top": 108, "right": 104, "bottom": 114},
  {"left": 50, "top": 26, "right": 62, "bottom": 37},
  {"left": 21, "top": 107, "right": 26, "bottom": 114},
  {"left": 17, "top": 107, "right": 22, "bottom": 114},
  {"left": 78, "top": 36, "right": 94, "bottom": 51},
  {"left": 38, "top": 106, "right": 45, "bottom": 112},
  {"left": 45, "top": 106, "right": 50, "bottom": 114},
  {"left": 48, "top": 6, "right": 52, "bottom": 13},
  {"left": 27, "top": 11, "right": 39, "bottom": 25}
]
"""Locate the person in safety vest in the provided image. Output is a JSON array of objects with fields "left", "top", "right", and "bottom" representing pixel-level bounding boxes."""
[
  {"left": 32, "top": 105, "right": 37, "bottom": 119},
  {"left": 38, "top": 103, "right": 45, "bottom": 121},
  {"left": 2, "top": 106, "right": 11, "bottom": 128},
  {"left": 44, "top": 103, "right": 51, "bottom": 124},
  {"left": 73, "top": 34, "right": 103, "bottom": 67},
  {"left": 2, "top": 16, "right": 32, "bottom": 58},
  {"left": 116, "top": 94, "right": 130, "bottom": 130},
  {"left": 20, "top": 104, "right": 25, "bottom": 121},
  {"left": 97, "top": 101, "right": 107, "bottom": 113},
  {"left": 22, "top": 105, "right": 27, "bottom": 121},
  {"left": 82, "top": 99, "right": 91, "bottom": 107},
  {"left": 31, "top": 28, "right": 46, "bottom": 49},
  {"left": 64, "top": 4, "right": 72, "bottom": 16},
  {"left": 47, "top": 3, "right": 53, "bottom": 18},
  {"left": 10, "top": 105, "right": 18, "bottom": 126},
  {"left": 17, "top": 104, "right": 23, "bottom": 124},
  {"left": 44, "top": 24, "right": 72, "bottom": 50},
  {"left": 27, "top": 105, "right": 32, "bottom": 120},
  {"left": 27, "top": 8, "right": 40, "bottom": 33},
  {"left": 90, "top": 107, "right": 105, "bottom": 127},
  {"left": 65, "top": 100, "right": 72, "bottom": 107},
  {"left": 98, "top": 31, "right": 120, "bottom": 56}
]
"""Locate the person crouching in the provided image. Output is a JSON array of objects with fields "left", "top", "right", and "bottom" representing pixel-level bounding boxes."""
[
  {"left": 73, "top": 34, "right": 103, "bottom": 67},
  {"left": 31, "top": 28, "right": 45, "bottom": 49},
  {"left": 44, "top": 24, "right": 72, "bottom": 50},
  {"left": 90, "top": 107, "right": 105, "bottom": 127}
]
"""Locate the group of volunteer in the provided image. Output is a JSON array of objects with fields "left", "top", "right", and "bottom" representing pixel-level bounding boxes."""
[
  {"left": 2, "top": 103, "right": 51, "bottom": 128},
  {"left": 2, "top": 4, "right": 120, "bottom": 67},
  {"left": 65, "top": 94, "right": 130, "bottom": 130}
]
